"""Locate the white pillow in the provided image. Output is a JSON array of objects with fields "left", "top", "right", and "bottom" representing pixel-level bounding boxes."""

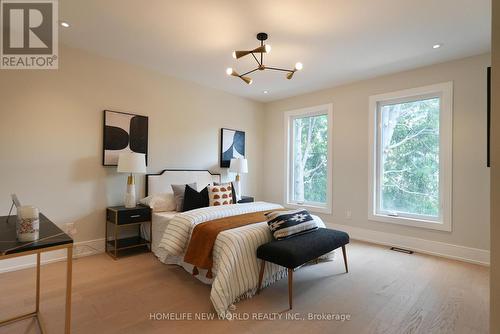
[{"left": 139, "top": 193, "right": 176, "bottom": 212}]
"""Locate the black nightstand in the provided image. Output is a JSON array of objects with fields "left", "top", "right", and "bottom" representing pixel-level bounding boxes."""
[
  {"left": 237, "top": 196, "right": 254, "bottom": 204},
  {"left": 105, "top": 205, "right": 151, "bottom": 259}
]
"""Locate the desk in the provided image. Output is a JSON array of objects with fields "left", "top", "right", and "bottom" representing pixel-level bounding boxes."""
[{"left": 0, "top": 214, "right": 73, "bottom": 333}]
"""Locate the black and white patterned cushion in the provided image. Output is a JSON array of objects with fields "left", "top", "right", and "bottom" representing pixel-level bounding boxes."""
[{"left": 265, "top": 209, "right": 318, "bottom": 240}]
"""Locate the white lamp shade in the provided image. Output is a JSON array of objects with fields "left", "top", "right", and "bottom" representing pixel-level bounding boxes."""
[
  {"left": 117, "top": 152, "right": 147, "bottom": 174},
  {"left": 229, "top": 158, "right": 248, "bottom": 174}
]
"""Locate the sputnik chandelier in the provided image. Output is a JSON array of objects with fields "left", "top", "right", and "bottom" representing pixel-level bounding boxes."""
[{"left": 226, "top": 32, "right": 303, "bottom": 85}]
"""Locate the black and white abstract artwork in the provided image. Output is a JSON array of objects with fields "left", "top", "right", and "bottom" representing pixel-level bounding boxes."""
[
  {"left": 103, "top": 110, "right": 148, "bottom": 166},
  {"left": 220, "top": 128, "right": 245, "bottom": 168}
]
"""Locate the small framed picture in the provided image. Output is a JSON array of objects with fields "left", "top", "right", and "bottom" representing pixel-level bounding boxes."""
[
  {"left": 103, "top": 110, "right": 148, "bottom": 166},
  {"left": 220, "top": 128, "right": 245, "bottom": 168}
]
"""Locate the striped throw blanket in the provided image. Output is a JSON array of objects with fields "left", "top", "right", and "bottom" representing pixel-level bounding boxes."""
[
  {"left": 184, "top": 210, "right": 279, "bottom": 279},
  {"left": 158, "top": 202, "right": 327, "bottom": 316}
]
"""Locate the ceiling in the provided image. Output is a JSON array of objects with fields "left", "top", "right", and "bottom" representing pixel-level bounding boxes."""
[{"left": 60, "top": 0, "right": 491, "bottom": 102}]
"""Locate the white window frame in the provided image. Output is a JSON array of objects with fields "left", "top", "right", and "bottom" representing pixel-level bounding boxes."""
[
  {"left": 284, "top": 104, "right": 333, "bottom": 214},
  {"left": 368, "top": 82, "right": 453, "bottom": 231}
]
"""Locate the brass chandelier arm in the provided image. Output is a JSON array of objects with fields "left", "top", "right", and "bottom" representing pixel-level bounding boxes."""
[
  {"left": 265, "top": 66, "right": 295, "bottom": 73},
  {"left": 251, "top": 53, "right": 261, "bottom": 66},
  {"left": 240, "top": 67, "right": 260, "bottom": 77}
]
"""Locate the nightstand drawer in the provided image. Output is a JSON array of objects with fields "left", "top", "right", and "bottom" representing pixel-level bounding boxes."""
[{"left": 106, "top": 206, "right": 151, "bottom": 225}]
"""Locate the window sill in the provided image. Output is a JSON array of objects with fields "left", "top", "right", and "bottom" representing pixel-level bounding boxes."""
[
  {"left": 286, "top": 202, "right": 332, "bottom": 215},
  {"left": 368, "top": 213, "right": 451, "bottom": 232}
]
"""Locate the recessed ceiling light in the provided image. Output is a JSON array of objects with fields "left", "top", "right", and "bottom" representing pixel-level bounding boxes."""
[
  {"left": 433, "top": 43, "right": 442, "bottom": 49},
  {"left": 60, "top": 21, "right": 70, "bottom": 28},
  {"left": 263, "top": 90, "right": 268, "bottom": 94}
]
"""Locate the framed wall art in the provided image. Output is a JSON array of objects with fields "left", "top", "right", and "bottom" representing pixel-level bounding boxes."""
[
  {"left": 220, "top": 128, "right": 245, "bottom": 168},
  {"left": 103, "top": 110, "right": 148, "bottom": 166}
]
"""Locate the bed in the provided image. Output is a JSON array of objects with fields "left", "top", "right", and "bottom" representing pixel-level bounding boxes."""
[{"left": 141, "top": 169, "right": 329, "bottom": 317}]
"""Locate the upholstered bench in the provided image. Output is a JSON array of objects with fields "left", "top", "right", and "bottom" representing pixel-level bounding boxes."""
[{"left": 256, "top": 228, "right": 350, "bottom": 309}]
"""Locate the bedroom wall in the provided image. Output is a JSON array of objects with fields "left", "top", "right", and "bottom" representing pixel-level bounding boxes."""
[
  {"left": 262, "top": 53, "right": 491, "bottom": 264},
  {"left": 0, "top": 45, "right": 265, "bottom": 258},
  {"left": 490, "top": 0, "right": 499, "bottom": 331}
]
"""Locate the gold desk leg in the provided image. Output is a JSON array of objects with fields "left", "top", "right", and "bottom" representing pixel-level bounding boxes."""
[
  {"left": 37, "top": 312, "right": 47, "bottom": 334},
  {"left": 105, "top": 220, "right": 108, "bottom": 253},
  {"left": 36, "top": 253, "right": 40, "bottom": 313},
  {"left": 114, "top": 223, "right": 118, "bottom": 259},
  {"left": 65, "top": 246, "right": 73, "bottom": 334},
  {"left": 0, "top": 312, "right": 37, "bottom": 327}
]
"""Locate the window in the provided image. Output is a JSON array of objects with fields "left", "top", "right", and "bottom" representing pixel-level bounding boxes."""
[
  {"left": 369, "top": 83, "right": 453, "bottom": 231},
  {"left": 285, "top": 104, "right": 332, "bottom": 214}
]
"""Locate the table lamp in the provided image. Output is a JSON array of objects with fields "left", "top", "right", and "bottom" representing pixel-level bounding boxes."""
[
  {"left": 117, "top": 152, "right": 147, "bottom": 208},
  {"left": 229, "top": 158, "right": 248, "bottom": 201}
]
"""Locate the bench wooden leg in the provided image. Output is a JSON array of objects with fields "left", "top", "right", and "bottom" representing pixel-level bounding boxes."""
[
  {"left": 257, "top": 260, "right": 266, "bottom": 292},
  {"left": 342, "top": 245, "right": 348, "bottom": 273},
  {"left": 288, "top": 268, "right": 293, "bottom": 310}
]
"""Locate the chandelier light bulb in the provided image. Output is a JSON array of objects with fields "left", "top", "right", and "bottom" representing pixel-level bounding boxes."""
[
  {"left": 226, "top": 67, "right": 233, "bottom": 76},
  {"left": 265, "top": 44, "right": 271, "bottom": 53},
  {"left": 295, "top": 62, "right": 303, "bottom": 71},
  {"left": 232, "top": 51, "right": 237, "bottom": 59}
]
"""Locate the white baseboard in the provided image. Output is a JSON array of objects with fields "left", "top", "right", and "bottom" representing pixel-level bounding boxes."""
[
  {"left": 0, "top": 238, "right": 105, "bottom": 273},
  {"left": 325, "top": 222, "right": 490, "bottom": 266}
]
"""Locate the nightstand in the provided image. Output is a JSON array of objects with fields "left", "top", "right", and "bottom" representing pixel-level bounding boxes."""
[
  {"left": 237, "top": 196, "right": 254, "bottom": 204},
  {"left": 105, "top": 205, "right": 151, "bottom": 259}
]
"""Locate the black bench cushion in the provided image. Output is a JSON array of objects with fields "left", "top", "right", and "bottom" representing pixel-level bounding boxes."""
[{"left": 256, "top": 228, "right": 349, "bottom": 269}]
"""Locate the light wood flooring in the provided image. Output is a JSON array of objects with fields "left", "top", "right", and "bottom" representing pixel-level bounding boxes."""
[{"left": 0, "top": 241, "right": 489, "bottom": 334}]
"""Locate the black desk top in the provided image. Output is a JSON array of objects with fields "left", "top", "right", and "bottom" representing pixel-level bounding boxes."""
[{"left": 0, "top": 214, "right": 73, "bottom": 256}]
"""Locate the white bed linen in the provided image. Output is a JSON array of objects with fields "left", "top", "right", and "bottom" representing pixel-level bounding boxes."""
[
  {"left": 142, "top": 211, "right": 177, "bottom": 255},
  {"left": 143, "top": 211, "right": 215, "bottom": 284},
  {"left": 157, "top": 202, "right": 328, "bottom": 316}
]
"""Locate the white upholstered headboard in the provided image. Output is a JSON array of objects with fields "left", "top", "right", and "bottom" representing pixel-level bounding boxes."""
[{"left": 145, "top": 169, "right": 221, "bottom": 196}]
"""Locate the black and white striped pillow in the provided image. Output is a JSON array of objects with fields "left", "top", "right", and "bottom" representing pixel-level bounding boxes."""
[{"left": 265, "top": 209, "right": 318, "bottom": 240}]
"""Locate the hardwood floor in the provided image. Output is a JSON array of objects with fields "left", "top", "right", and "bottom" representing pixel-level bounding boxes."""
[{"left": 0, "top": 241, "right": 489, "bottom": 334}]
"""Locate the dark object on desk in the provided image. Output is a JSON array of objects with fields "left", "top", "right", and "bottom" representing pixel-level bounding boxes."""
[
  {"left": 237, "top": 196, "right": 254, "bottom": 204},
  {"left": 106, "top": 205, "right": 152, "bottom": 259},
  {"left": 0, "top": 214, "right": 73, "bottom": 333}
]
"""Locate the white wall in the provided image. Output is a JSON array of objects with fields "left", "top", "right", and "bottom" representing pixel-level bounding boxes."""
[
  {"left": 263, "top": 54, "right": 491, "bottom": 262},
  {"left": 490, "top": 0, "right": 500, "bottom": 330},
  {"left": 0, "top": 45, "right": 265, "bottom": 246}
]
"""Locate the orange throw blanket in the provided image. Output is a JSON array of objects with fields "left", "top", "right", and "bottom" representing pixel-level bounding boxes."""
[{"left": 183, "top": 210, "right": 272, "bottom": 278}]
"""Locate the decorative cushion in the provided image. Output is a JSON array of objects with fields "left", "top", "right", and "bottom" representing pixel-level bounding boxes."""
[
  {"left": 139, "top": 193, "right": 176, "bottom": 212},
  {"left": 257, "top": 228, "right": 350, "bottom": 268},
  {"left": 265, "top": 209, "right": 318, "bottom": 240},
  {"left": 171, "top": 182, "right": 197, "bottom": 212},
  {"left": 213, "top": 181, "right": 237, "bottom": 205},
  {"left": 182, "top": 185, "right": 209, "bottom": 212},
  {"left": 207, "top": 183, "right": 234, "bottom": 206}
]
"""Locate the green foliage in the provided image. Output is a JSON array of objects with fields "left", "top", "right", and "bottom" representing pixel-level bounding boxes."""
[
  {"left": 380, "top": 98, "right": 440, "bottom": 217},
  {"left": 294, "top": 114, "right": 328, "bottom": 203}
]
